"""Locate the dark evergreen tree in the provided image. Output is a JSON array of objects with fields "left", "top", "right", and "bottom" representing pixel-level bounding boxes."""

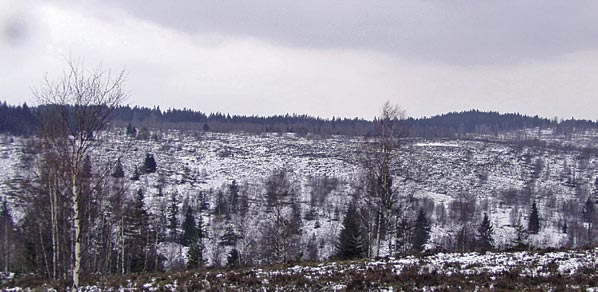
[
  {"left": 213, "top": 190, "right": 228, "bottom": 218},
  {"left": 226, "top": 248, "right": 240, "bottom": 268},
  {"left": 290, "top": 199, "right": 303, "bottom": 236},
  {"left": 229, "top": 180, "right": 239, "bottom": 214},
  {"left": 126, "top": 122, "right": 137, "bottom": 137},
  {"left": 181, "top": 206, "right": 197, "bottom": 247},
  {"left": 0, "top": 198, "right": 17, "bottom": 272},
  {"left": 528, "top": 201, "right": 541, "bottom": 234},
  {"left": 336, "top": 203, "right": 364, "bottom": 260},
  {"left": 111, "top": 159, "right": 125, "bottom": 178},
  {"left": 220, "top": 223, "right": 238, "bottom": 247},
  {"left": 187, "top": 215, "right": 205, "bottom": 269},
  {"left": 142, "top": 153, "right": 157, "bottom": 174},
  {"left": 476, "top": 213, "right": 494, "bottom": 251},
  {"left": 512, "top": 218, "right": 529, "bottom": 250},
  {"left": 412, "top": 209, "right": 431, "bottom": 253},
  {"left": 167, "top": 192, "right": 179, "bottom": 242},
  {"left": 582, "top": 196, "right": 595, "bottom": 244},
  {"left": 126, "top": 188, "right": 150, "bottom": 273}
]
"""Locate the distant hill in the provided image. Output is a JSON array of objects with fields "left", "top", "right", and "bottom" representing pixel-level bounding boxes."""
[
  {"left": 1, "top": 101, "right": 596, "bottom": 137},
  {"left": 404, "top": 110, "right": 555, "bottom": 138}
]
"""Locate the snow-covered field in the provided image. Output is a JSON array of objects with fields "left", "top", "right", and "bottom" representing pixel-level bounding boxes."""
[
  {"left": 1, "top": 128, "right": 598, "bottom": 262},
  {"left": 7, "top": 248, "right": 597, "bottom": 291}
]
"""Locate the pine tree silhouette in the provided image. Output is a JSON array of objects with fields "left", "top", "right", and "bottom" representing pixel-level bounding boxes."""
[
  {"left": 111, "top": 159, "right": 125, "bottom": 178},
  {"left": 181, "top": 206, "right": 197, "bottom": 247},
  {"left": 476, "top": 213, "right": 494, "bottom": 252},
  {"left": 528, "top": 201, "right": 541, "bottom": 234},
  {"left": 412, "top": 208, "right": 431, "bottom": 253},
  {"left": 142, "top": 153, "right": 157, "bottom": 174},
  {"left": 336, "top": 203, "right": 364, "bottom": 260}
]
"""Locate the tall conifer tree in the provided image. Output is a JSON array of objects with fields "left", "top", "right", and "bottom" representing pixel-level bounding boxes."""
[
  {"left": 528, "top": 201, "right": 541, "bottom": 234},
  {"left": 477, "top": 213, "right": 494, "bottom": 251},
  {"left": 336, "top": 203, "right": 364, "bottom": 260},
  {"left": 412, "top": 209, "right": 431, "bottom": 253}
]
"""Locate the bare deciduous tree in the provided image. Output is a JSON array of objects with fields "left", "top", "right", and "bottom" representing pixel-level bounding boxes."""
[
  {"left": 361, "top": 101, "right": 412, "bottom": 257},
  {"left": 260, "top": 169, "right": 302, "bottom": 264},
  {"left": 33, "top": 59, "right": 126, "bottom": 290}
]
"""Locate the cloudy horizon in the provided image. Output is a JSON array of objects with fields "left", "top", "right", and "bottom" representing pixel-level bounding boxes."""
[{"left": 2, "top": 0, "right": 598, "bottom": 120}]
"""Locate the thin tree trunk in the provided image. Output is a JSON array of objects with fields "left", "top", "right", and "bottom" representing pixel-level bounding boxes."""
[
  {"left": 121, "top": 216, "right": 125, "bottom": 275},
  {"left": 39, "top": 224, "right": 51, "bottom": 278},
  {"left": 72, "top": 171, "right": 81, "bottom": 291},
  {"left": 375, "top": 211, "right": 382, "bottom": 257},
  {"left": 144, "top": 228, "right": 150, "bottom": 272},
  {"left": 50, "top": 181, "right": 58, "bottom": 280},
  {"left": 3, "top": 213, "right": 8, "bottom": 272},
  {"left": 104, "top": 214, "right": 111, "bottom": 275},
  {"left": 154, "top": 227, "right": 159, "bottom": 271}
]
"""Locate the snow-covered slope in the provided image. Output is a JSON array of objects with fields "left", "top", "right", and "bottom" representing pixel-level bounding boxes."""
[{"left": 1, "top": 128, "right": 597, "bottom": 263}]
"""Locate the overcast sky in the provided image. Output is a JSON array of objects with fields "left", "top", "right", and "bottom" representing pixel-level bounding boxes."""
[{"left": 2, "top": 0, "right": 598, "bottom": 120}]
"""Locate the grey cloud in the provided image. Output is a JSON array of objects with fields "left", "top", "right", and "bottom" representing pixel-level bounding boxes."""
[
  {"left": 1, "top": 1, "right": 33, "bottom": 47},
  {"left": 103, "top": 0, "right": 598, "bottom": 65},
  {"left": 2, "top": 17, "right": 28, "bottom": 45}
]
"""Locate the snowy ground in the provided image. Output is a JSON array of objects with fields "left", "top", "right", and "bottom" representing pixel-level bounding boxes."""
[
  {"left": 1, "top": 128, "right": 598, "bottom": 263},
  {"left": 5, "top": 248, "right": 597, "bottom": 291}
]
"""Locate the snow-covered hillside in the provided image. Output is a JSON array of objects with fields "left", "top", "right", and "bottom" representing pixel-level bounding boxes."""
[{"left": 1, "top": 128, "right": 598, "bottom": 265}]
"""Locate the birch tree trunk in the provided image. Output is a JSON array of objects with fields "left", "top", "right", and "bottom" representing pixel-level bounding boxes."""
[
  {"left": 34, "top": 59, "right": 126, "bottom": 290},
  {"left": 72, "top": 169, "right": 81, "bottom": 290}
]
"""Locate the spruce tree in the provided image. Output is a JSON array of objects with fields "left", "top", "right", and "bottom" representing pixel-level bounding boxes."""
[
  {"left": 187, "top": 215, "right": 205, "bottom": 269},
  {"left": 582, "top": 196, "right": 595, "bottom": 223},
  {"left": 220, "top": 223, "right": 238, "bottom": 247},
  {"left": 127, "top": 189, "right": 150, "bottom": 273},
  {"left": 336, "top": 203, "right": 364, "bottom": 260},
  {"left": 229, "top": 180, "right": 239, "bottom": 214},
  {"left": 513, "top": 218, "right": 529, "bottom": 250},
  {"left": 181, "top": 206, "right": 197, "bottom": 247},
  {"left": 0, "top": 198, "right": 15, "bottom": 272},
  {"left": 582, "top": 196, "right": 595, "bottom": 244},
  {"left": 142, "top": 153, "right": 157, "bottom": 174},
  {"left": 226, "top": 248, "right": 241, "bottom": 268},
  {"left": 476, "top": 213, "right": 494, "bottom": 252},
  {"left": 412, "top": 208, "right": 431, "bottom": 253},
  {"left": 528, "top": 201, "right": 541, "bottom": 234},
  {"left": 167, "top": 192, "right": 179, "bottom": 242},
  {"left": 126, "top": 122, "right": 137, "bottom": 137},
  {"left": 290, "top": 199, "right": 303, "bottom": 236},
  {"left": 112, "top": 159, "right": 125, "bottom": 178}
]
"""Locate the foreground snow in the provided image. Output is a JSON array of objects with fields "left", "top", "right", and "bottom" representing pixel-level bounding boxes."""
[{"left": 4, "top": 248, "right": 598, "bottom": 291}]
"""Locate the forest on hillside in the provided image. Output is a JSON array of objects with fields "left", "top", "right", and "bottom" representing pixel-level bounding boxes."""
[{"left": 2, "top": 101, "right": 596, "bottom": 138}]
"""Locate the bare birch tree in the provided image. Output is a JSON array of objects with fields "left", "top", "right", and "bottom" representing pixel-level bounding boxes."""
[
  {"left": 361, "top": 101, "right": 411, "bottom": 257},
  {"left": 33, "top": 59, "right": 126, "bottom": 290}
]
